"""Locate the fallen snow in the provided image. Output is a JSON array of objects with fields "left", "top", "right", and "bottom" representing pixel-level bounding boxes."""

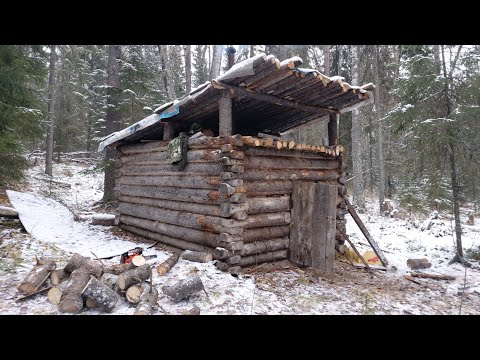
[{"left": 1, "top": 159, "right": 480, "bottom": 315}]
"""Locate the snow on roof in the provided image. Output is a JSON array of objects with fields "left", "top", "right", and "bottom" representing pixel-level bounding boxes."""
[{"left": 98, "top": 53, "right": 375, "bottom": 151}]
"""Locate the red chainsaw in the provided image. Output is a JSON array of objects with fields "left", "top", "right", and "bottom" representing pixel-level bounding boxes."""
[{"left": 97, "top": 244, "right": 158, "bottom": 264}]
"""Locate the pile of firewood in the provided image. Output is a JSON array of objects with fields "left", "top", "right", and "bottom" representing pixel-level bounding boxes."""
[
  {"left": 16, "top": 253, "right": 157, "bottom": 315},
  {"left": 16, "top": 249, "right": 211, "bottom": 315}
]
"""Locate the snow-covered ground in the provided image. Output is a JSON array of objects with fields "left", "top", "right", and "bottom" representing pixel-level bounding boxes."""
[{"left": 1, "top": 159, "right": 479, "bottom": 315}]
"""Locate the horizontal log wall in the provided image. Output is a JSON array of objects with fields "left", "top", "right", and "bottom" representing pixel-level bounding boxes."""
[{"left": 115, "top": 136, "right": 347, "bottom": 270}]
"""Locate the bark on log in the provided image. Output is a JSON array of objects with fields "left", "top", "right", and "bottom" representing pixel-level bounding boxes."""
[
  {"left": 103, "top": 263, "right": 131, "bottom": 275},
  {"left": 407, "top": 258, "right": 432, "bottom": 270},
  {"left": 157, "top": 253, "right": 180, "bottom": 275},
  {"left": 247, "top": 196, "right": 290, "bottom": 214},
  {"left": 121, "top": 149, "right": 223, "bottom": 165},
  {"left": 133, "top": 283, "right": 159, "bottom": 315},
  {"left": 181, "top": 250, "right": 213, "bottom": 263},
  {"left": 46, "top": 280, "right": 69, "bottom": 305},
  {"left": 119, "top": 141, "right": 168, "bottom": 155},
  {"left": 118, "top": 264, "right": 152, "bottom": 290},
  {"left": 242, "top": 226, "right": 290, "bottom": 243},
  {"left": 244, "top": 212, "right": 291, "bottom": 229},
  {"left": 91, "top": 214, "right": 116, "bottom": 226},
  {"left": 58, "top": 269, "right": 91, "bottom": 314},
  {"left": 118, "top": 185, "right": 221, "bottom": 205},
  {"left": 213, "top": 247, "right": 232, "bottom": 260},
  {"left": 100, "top": 273, "right": 120, "bottom": 294},
  {"left": 239, "top": 250, "right": 288, "bottom": 267},
  {"left": 85, "top": 298, "right": 97, "bottom": 308},
  {"left": 220, "top": 202, "right": 249, "bottom": 217},
  {"left": 162, "top": 275, "right": 205, "bottom": 302},
  {"left": 410, "top": 272, "right": 456, "bottom": 280},
  {"left": 50, "top": 268, "right": 70, "bottom": 286},
  {"left": 0, "top": 205, "right": 18, "bottom": 218},
  {"left": 81, "top": 276, "right": 120, "bottom": 313},
  {"left": 181, "top": 306, "right": 200, "bottom": 315},
  {"left": 64, "top": 253, "right": 103, "bottom": 278},
  {"left": 120, "top": 163, "right": 224, "bottom": 176},
  {"left": 118, "top": 204, "right": 242, "bottom": 235},
  {"left": 243, "top": 156, "right": 339, "bottom": 170},
  {"left": 121, "top": 224, "right": 215, "bottom": 253},
  {"left": 244, "top": 181, "right": 292, "bottom": 195},
  {"left": 119, "top": 195, "right": 221, "bottom": 217},
  {"left": 17, "top": 258, "right": 56, "bottom": 295},
  {"left": 215, "top": 261, "right": 230, "bottom": 271},
  {"left": 242, "top": 169, "right": 338, "bottom": 182},
  {"left": 241, "top": 237, "right": 289, "bottom": 256},
  {"left": 119, "top": 174, "right": 221, "bottom": 189}
]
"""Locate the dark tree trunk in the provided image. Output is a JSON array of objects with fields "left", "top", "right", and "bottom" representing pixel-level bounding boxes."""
[
  {"left": 184, "top": 45, "right": 192, "bottom": 93},
  {"left": 103, "top": 45, "right": 121, "bottom": 203},
  {"left": 45, "top": 45, "right": 56, "bottom": 176},
  {"left": 373, "top": 45, "right": 385, "bottom": 213},
  {"left": 158, "top": 45, "right": 175, "bottom": 100},
  {"left": 323, "top": 45, "right": 330, "bottom": 76}
]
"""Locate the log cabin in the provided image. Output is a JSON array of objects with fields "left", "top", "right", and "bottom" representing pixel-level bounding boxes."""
[{"left": 98, "top": 51, "right": 375, "bottom": 274}]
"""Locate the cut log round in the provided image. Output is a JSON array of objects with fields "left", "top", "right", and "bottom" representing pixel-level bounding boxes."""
[
  {"left": 181, "top": 250, "right": 213, "bottom": 263},
  {"left": 126, "top": 282, "right": 151, "bottom": 304},
  {"left": 47, "top": 281, "right": 68, "bottom": 305},
  {"left": 81, "top": 276, "right": 120, "bottom": 313},
  {"left": 64, "top": 253, "right": 103, "bottom": 278},
  {"left": 58, "top": 269, "right": 91, "bottom": 314},
  {"left": 118, "top": 264, "right": 152, "bottom": 290},
  {"left": 181, "top": 306, "right": 201, "bottom": 315},
  {"left": 133, "top": 283, "right": 159, "bottom": 315},
  {"left": 85, "top": 298, "right": 98, "bottom": 309},
  {"left": 50, "top": 267, "right": 70, "bottom": 286},
  {"left": 17, "top": 258, "right": 56, "bottom": 295},
  {"left": 130, "top": 255, "right": 146, "bottom": 267},
  {"left": 162, "top": 275, "right": 205, "bottom": 302},
  {"left": 156, "top": 253, "right": 180, "bottom": 275}
]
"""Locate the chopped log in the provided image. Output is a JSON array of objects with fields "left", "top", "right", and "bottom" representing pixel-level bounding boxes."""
[
  {"left": 119, "top": 195, "right": 221, "bottom": 217},
  {"left": 118, "top": 264, "right": 152, "bottom": 290},
  {"left": 181, "top": 250, "right": 213, "bottom": 263},
  {"left": 240, "top": 250, "right": 288, "bottom": 267},
  {"left": 121, "top": 224, "right": 215, "bottom": 252},
  {"left": 257, "top": 132, "right": 282, "bottom": 140},
  {"left": 47, "top": 281, "right": 68, "bottom": 305},
  {"left": 213, "top": 247, "right": 232, "bottom": 260},
  {"left": 50, "top": 268, "right": 70, "bottom": 286},
  {"left": 181, "top": 306, "right": 201, "bottom": 315},
  {"left": 91, "top": 214, "right": 116, "bottom": 226},
  {"left": 407, "top": 258, "right": 432, "bottom": 270},
  {"left": 410, "top": 272, "right": 456, "bottom": 281},
  {"left": 157, "top": 253, "right": 180, "bottom": 275},
  {"left": 0, "top": 205, "right": 18, "bottom": 218},
  {"left": 162, "top": 275, "right": 205, "bottom": 303},
  {"left": 226, "top": 255, "right": 241, "bottom": 265},
  {"left": 241, "top": 237, "right": 289, "bottom": 256},
  {"left": 100, "top": 273, "right": 120, "bottom": 294},
  {"left": 288, "top": 141, "right": 296, "bottom": 150},
  {"left": 227, "top": 266, "right": 242, "bottom": 275},
  {"left": 244, "top": 147, "right": 336, "bottom": 160},
  {"left": 17, "top": 258, "right": 56, "bottom": 295},
  {"left": 16, "top": 285, "right": 51, "bottom": 302},
  {"left": 187, "top": 135, "right": 243, "bottom": 149},
  {"left": 126, "top": 282, "right": 153, "bottom": 304},
  {"left": 81, "top": 276, "right": 120, "bottom": 313},
  {"left": 242, "top": 226, "right": 290, "bottom": 243},
  {"left": 345, "top": 198, "right": 388, "bottom": 266},
  {"left": 120, "top": 174, "right": 221, "bottom": 190},
  {"left": 133, "top": 283, "right": 159, "bottom": 315},
  {"left": 247, "top": 196, "right": 290, "bottom": 214},
  {"left": 64, "top": 253, "right": 103, "bottom": 278},
  {"left": 215, "top": 261, "right": 229, "bottom": 271},
  {"left": 244, "top": 212, "right": 291, "bottom": 229},
  {"left": 58, "top": 269, "right": 91, "bottom": 314},
  {"left": 103, "top": 263, "right": 131, "bottom": 275}
]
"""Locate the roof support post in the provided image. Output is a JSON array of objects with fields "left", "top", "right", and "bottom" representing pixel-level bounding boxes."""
[
  {"left": 328, "top": 113, "right": 339, "bottom": 146},
  {"left": 163, "top": 122, "right": 175, "bottom": 141},
  {"left": 219, "top": 91, "right": 232, "bottom": 137}
]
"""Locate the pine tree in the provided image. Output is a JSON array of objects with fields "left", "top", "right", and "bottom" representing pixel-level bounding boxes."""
[{"left": 193, "top": 45, "right": 208, "bottom": 87}]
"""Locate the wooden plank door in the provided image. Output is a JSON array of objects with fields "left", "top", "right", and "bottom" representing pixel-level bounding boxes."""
[{"left": 289, "top": 181, "right": 337, "bottom": 274}]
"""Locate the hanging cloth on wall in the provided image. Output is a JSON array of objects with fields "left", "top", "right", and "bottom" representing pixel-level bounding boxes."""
[{"left": 166, "top": 132, "right": 190, "bottom": 170}]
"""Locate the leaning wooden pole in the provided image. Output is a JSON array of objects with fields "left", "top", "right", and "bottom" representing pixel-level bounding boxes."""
[{"left": 345, "top": 198, "right": 388, "bottom": 266}]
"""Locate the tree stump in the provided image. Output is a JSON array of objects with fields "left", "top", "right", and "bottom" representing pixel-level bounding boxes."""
[
  {"left": 58, "top": 269, "right": 91, "bottom": 314},
  {"left": 81, "top": 276, "right": 120, "bottom": 313},
  {"left": 162, "top": 275, "right": 204, "bottom": 302},
  {"left": 118, "top": 264, "right": 152, "bottom": 290},
  {"left": 18, "top": 258, "right": 56, "bottom": 295},
  {"left": 133, "top": 284, "right": 158, "bottom": 315},
  {"left": 181, "top": 250, "right": 213, "bottom": 263}
]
